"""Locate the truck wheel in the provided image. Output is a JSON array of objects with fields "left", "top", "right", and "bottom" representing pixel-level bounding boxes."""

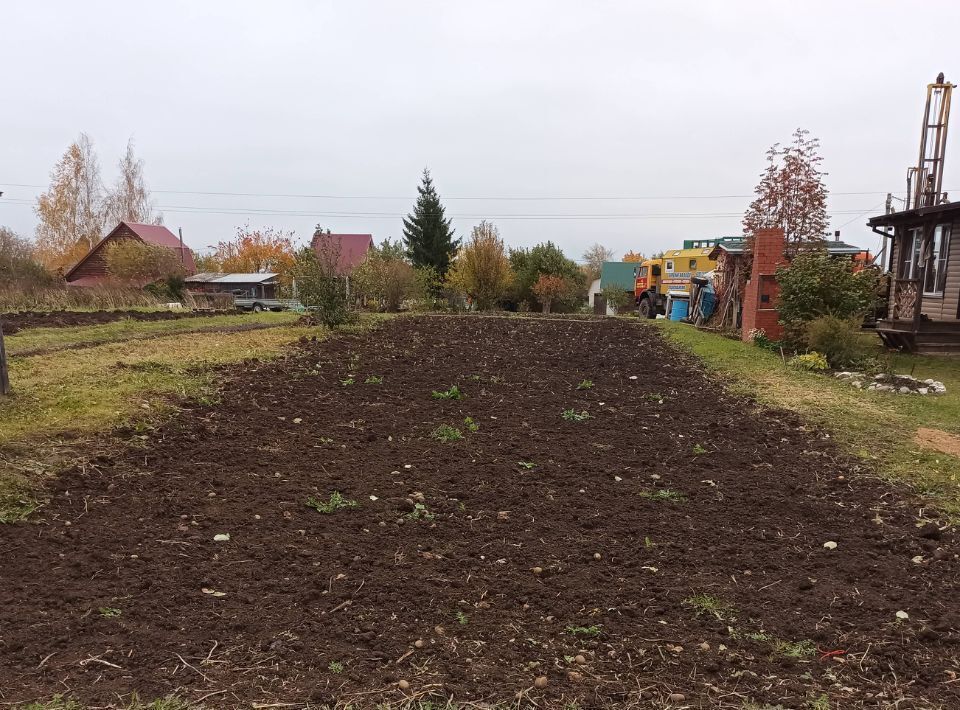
[
  {"left": 638, "top": 298, "right": 655, "bottom": 319},
  {"left": 252, "top": 303, "right": 264, "bottom": 313}
]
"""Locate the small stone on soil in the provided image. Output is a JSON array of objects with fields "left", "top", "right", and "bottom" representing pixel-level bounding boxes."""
[
  {"left": 398, "top": 679, "right": 410, "bottom": 691},
  {"left": 534, "top": 675, "right": 548, "bottom": 689}
]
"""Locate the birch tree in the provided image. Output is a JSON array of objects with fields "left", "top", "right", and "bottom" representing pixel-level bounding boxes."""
[{"left": 34, "top": 134, "right": 107, "bottom": 271}]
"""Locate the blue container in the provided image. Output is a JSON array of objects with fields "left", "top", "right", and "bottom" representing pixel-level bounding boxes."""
[{"left": 670, "top": 298, "right": 689, "bottom": 320}]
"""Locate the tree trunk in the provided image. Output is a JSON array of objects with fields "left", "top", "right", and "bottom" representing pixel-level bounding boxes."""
[{"left": 542, "top": 301, "right": 551, "bottom": 314}]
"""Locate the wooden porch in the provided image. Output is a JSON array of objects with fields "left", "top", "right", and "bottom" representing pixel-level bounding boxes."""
[{"left": 875, "top": 314, "right": 960, "bottom": 354}]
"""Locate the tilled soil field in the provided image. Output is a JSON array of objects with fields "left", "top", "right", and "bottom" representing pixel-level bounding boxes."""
[
  {"left": 1, "top": 316, "right": 957, "bottom": 709},
  {"left": 0, "top": 309, "right": 232, "bottom": 334}
]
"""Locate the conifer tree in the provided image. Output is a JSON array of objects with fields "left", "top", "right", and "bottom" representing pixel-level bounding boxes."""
[{"left": 403, "top": 168, "right": 459, "bottom": 277}]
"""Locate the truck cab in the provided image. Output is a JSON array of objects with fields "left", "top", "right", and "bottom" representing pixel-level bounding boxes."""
[{"left": 635, "top": 247, "right": 716, "bottom": 318}]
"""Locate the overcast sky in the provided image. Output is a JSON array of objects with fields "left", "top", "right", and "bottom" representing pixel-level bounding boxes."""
[{"left": 1, "top": 1, "right": 958, "bottom": 260}]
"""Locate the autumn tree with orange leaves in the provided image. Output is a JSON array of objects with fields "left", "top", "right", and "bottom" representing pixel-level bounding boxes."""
[
  {"left": 531, "top": 274, "right": 571, "bottom": 314},
  {"left": 205, "top": 225, "right": 297, "bottom": 282}
]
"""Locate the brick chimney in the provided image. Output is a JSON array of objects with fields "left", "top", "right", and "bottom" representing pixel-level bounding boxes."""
[{"left": 741, "top": 228, "right": 787, "bottom": 342}]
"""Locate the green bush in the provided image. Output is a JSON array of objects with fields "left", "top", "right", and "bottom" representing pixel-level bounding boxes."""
[
  {"left": 788, "top": 352, "right": 829, "bottom": 371},
  {"left": 804, "top": 315, "right": 866, "bottom": 368},
  {"left": 776, "top": 250, "right": 878, "bottom": 345}
]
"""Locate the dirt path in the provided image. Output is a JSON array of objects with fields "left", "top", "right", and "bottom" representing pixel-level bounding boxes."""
[{"left": 0, "top": 317, "right": 956, "bottom": 708}]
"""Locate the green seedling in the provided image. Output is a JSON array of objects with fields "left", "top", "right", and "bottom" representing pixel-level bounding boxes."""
[
  {"left": 364, "top": 375, "right": 383, "bottom": 384},
  {"left": 340, "top": 377, "right": 355, "bottom": 386},
  {"left": 644, "top": 536, "right": 655, "bottom": 548},
  {"left": 565, "top": 624, "right": 602, "bottom": 638},
  {"left": 517, "top": 461, "right": 536, "bottom": 470},
  {"left": 318, "top": 437, "right": 334, "bottom": 445},
  {"left": 808, "top": 694, "right": 831, "bottom": 710},
  {"left": 432, "top": 424, "right": 463, "bottom": 442},
  {"left": 693, "top": 443, "right": 708, "bottom": 455},
  {"left": 328, "top": 660, "right": 344, "bottom": 673},
  {"left": 639, "top": 488, "right": 686, "bottom": 502},
  {"left": 647, "top": 393, "right": 665, "bottom": 402},
  {"left": 463, "top": 417, "right": 479, "bottom": 432},
  {"left": 683, "top": 593, "right": 735, "bottom": 621},
  {"left": 576, "top": 379, "right": 594, "bottom": 390},
  {"left": 455, "top": 610, "right": 469, "bottom": 625},
  {"left": 407, "top": 502, "right": 435, "bottom": 521},
  {"left": 562, "top": 409, "right": 591, "bottom": 422},
  {"left": 306, "top": 491, "right": 359, "bottom": 514},
  {"left": 773, "top": 638, "right": 817, "bottom": 659},
  {"left": 98, "top": 607, "right": 122, "bottom": 618},
  {"left": 432, "top": 385, "right": 465, "bottom": 400}
]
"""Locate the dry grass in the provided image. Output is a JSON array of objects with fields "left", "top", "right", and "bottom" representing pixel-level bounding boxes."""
[
  {"left": 0, "top": 282, "right": 166, "bottom": 312},
  {"left": 5, "top": 312, "right": 298, "bottom": 356}
]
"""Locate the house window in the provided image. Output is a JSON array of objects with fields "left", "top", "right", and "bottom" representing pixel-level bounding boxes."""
[
  {"left": 665, "top": 260, "right": 674, "bottom": 272},
  {"left": 908, "top": 224, "right": 951, "bottom": 295},
  {"left": 689, "top": 258, "right": 698, "bottom": 270}
]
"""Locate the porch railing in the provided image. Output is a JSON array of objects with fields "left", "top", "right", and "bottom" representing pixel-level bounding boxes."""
[{"left": 892, "top": 278, "right": 920, "bottom": 320}]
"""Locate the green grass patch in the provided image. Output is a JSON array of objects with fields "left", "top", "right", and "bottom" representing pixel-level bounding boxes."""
[
  {"left": 4, "top": 312, "right": 297, "bottom": 356},
  {"left": 683, "top": 593, "right": 735, "bottom": 621},
  {"left": 655, "top": 321, "right": 960, "bottom": 517},
  {"left": 306, "top": 491, "right": 359, "bottom": 514},
  {"left": 432, "top": 424, "right": 464, "bottom": 442},
  {"left": 565, "top": 624, "right": 602, "bottom": 637},
  {"left": 562, "top": 408, "right": 591, "bottom": 422},
  {"left": 639, "top": 488, "right": 686, "bottom": 502},
  {"left": 432, "top": 385, "right": 465, "bottom": 400}
]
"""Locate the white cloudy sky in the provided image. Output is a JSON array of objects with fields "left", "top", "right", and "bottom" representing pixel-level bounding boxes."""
[{"left": 1, "top": 1, "right": 958, "bottom": 260}]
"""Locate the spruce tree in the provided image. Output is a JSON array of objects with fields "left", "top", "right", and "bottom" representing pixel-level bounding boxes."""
[{"left": 403, "top": 168, "right": 459, "bottom": 276}]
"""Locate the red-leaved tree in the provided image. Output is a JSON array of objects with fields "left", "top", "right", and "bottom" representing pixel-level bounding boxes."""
[
  {"left": 531, "top": 274, "right": 570, "bottom": 313},
  {"left": 742, "top": 128, "right": 829, "bottom": 257}
]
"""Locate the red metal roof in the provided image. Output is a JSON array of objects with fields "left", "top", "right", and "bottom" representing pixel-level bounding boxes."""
[
  {"left": 311, "top": 233, "right": 374, "bottom": 274},
  {"left": 64, "top": 221, "right": 196, "bottom": 282}
]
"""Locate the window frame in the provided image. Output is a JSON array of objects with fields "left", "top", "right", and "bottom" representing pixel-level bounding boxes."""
[{"left": 909, "top": 224, "right": 951, "bottom": 297}]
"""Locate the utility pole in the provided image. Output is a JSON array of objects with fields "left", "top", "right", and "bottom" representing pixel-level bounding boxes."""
[{"left": 0, "top": 323, "right": 10, "bottom": 395}]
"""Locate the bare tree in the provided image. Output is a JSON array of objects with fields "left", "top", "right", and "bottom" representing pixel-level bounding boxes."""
[
  {"left": 105, "top": 139, "right": 161, "bottom": 226},
  {"left": 742, "top": 128, "right": 829, "bottom": 256},
  {"left": 35, "top": 133, "right": 107, "bottom": 271},
  {"left": 581, "top": 242, "right": 615, "bottom": 281}
]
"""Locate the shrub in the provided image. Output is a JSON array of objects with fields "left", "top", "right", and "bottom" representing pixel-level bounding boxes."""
[
  {"left": 291, "top": 247, "right": 354, "bottom": 328},
  {"left": 748, "top": 328, "right": 782, "bottom": 352},
  {"left": 804, "top": 315, "right": 866, "bottom": 368},
  {"left": 788, "top": 352, "right": 829, "bottom": 371},
  {"left": 776, "top": 250, "right": 878, "bottom": 345},
  {"left": 600, "top": 285, "right": 634, "bottom": 314}
]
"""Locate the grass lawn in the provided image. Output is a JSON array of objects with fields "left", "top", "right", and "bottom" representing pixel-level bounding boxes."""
[
  {"left": 4, "top": 311, "right": 299, "bottom": 355},
  {"left": 0, "top": 314, "right": 387, "bottom": 523},
  {"left": 655, "top": 320, "right": 960, "bottom": 518}
]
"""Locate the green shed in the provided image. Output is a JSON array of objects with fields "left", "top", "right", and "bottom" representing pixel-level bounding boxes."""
[{"left": 599, "top": 262, "right": 637, "bottom": 291}]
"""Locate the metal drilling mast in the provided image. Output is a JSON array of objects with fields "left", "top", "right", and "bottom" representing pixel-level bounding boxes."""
[{"left": 906, "top": 73, "right": 954, "bottom": 210}]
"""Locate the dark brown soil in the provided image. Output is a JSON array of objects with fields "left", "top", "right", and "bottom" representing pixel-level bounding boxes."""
[
  {"left": 0, "top": 317, "right": 957, "bottom": 708},
  {"left": 0, "top": 309, "right": 234, "bottom": 335}
]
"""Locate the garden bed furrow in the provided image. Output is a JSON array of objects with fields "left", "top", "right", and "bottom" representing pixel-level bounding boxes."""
[{"left": 0, "top": 316, "right": 956, "bottom": 708}]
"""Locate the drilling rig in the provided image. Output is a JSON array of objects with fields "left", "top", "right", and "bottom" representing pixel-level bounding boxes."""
[{"left": 906, "top": 72, "right": 954, "bottom": 209}]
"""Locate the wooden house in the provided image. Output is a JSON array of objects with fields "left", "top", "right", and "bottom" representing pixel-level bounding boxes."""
[
  {"left": 65, "top": 222, "right": 196, "bottom": 286},
  {"left": 867, "top": 202, "right": 959, "bottom": 353}
]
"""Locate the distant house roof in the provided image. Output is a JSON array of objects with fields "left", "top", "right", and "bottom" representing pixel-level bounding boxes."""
[
  {"left": 708, "top": 237, "right": 864, "bottom": 260},
  {"left": 311, "top": 233, "right": 374, "bottom": 274},
  {"left": 186, "top": 272, "right": 279, "bottom": 284},
  {"left": 65, "top": 221, "right": 196, "bottom": 281},
  {"left": 599, "top": 261, "right": 638, "bottom": 290}
]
